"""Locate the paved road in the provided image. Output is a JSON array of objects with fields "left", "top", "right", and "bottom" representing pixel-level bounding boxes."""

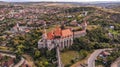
[
  {"left": 88, "top": 49, "right": 112, "bottom": 67},
  {"left": 14, "top": 57, "right": 25, "bottom": 67},
  {"left": 0, "top": 53, "right": 16, "bottom": 58},
  {"left": 111, "top": 57, "right": 120, "bottom": 67}
]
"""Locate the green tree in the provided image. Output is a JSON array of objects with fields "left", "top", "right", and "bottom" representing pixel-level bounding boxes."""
[{"left": 34, "top": 50, "right": 41, "bottom": 58}]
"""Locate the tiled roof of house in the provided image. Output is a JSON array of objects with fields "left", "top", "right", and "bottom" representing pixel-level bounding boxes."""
[
  {"left": 2, "top": 58, "right": 14, "bottom": 67},
  {"left": 7, "top": 58, "right": 14, "bottom": 66},
  {"left": 0, "top": 54, "right": 2, "bottom": 59}
]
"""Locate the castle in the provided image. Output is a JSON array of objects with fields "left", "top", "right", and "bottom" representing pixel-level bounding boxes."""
[{"left": 38, "top": 21, "right": 87, "bottom": 50}]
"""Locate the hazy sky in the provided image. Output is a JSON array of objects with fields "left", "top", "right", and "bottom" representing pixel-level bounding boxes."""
[{"left": 1, "top": 0, "right": 120, "bottom": 2}]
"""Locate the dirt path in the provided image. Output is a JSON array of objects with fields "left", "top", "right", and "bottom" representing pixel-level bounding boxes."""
[{"left": 23, "top": 54, "right": 36, "bottom": 67}]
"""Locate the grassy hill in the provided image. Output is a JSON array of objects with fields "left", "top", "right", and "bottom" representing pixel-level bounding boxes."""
[{"left": 65, "top": 6, "right": 120, "bottom": 24}]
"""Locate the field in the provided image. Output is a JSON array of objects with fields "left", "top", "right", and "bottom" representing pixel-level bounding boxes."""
[
  {"left": 109, "top": 29, "right": 119, "bottom": 35},
  {"left": 61, "top": 51, "right": 79, "bottom": 66},
  {"left": 87, "top": 25, "right": 99, "bottom": 31},
  {"left": 71, "top": 52, "right": 91, "bottom": 67},
  {"left": 0, "top": 46, "right": 8, "bottom": 50}
]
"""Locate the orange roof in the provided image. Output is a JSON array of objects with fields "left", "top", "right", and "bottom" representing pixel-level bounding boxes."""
[
  {"left": 47, "top": 27, "right": 73, "bottom": 40},
  {"left": 62, "top": 29, "right": 73, "bottom": 37},
  {"left": 54, "top": 27, "right": 61, "bottom": 36},
  {"left": 47, "top": 31, "right": 54, "bottom": 40}
]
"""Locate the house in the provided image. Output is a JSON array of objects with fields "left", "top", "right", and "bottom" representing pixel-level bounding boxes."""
[
  {"left": 110, "top": 26, "right": 114, "bottom": 29},
  {"left": 70, "top": 20, "right": 78, "bottom": 26},
  {"left": 0, "top": 56, "right": 14, "bottom": 67}
]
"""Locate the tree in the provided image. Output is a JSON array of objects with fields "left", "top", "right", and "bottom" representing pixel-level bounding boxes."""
[
  {"left": 16, "top": 44, "right": 25, "bottom": 55},
  {"left": 34, "top": 50, "right": 41, "bottom": 58},
  {"left": 79, "top": 50, "right": 88, "bottom": 60},
  {"left": 4, "top": 56, "right": 9, "bottom": 62}
]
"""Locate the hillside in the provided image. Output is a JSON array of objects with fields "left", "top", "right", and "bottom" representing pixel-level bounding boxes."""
[
  {"left": 64, "top": 6, "right": 120, "bottom": 24},
  {"left": 106, "top": 4, "right": 120, "bottom": 12}
]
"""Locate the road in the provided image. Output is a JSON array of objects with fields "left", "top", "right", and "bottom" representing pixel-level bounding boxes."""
[
  {"left": 111, "top": 57, "right": 120, "bottom": 67},
  {"left": 0, "top": 53, "right": 16, "bottom": 58},
  {"left": 23, "top": 54, "right": 36, "bottom": 67},
  {"left": 14, "top": 57, "right": 25, "bottom": 67},
  {"left": 88, "top": 48, "right": 112, "bottom": 67}
]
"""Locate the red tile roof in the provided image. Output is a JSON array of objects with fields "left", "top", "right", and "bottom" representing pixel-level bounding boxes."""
[
  {"left": 62, "top": 29, "right": 73, "bottom": 37},
  {"left": 2, "top": 58, "right": 14, "bottom": 67},
  {"left": 7, "top": 58, "right": 14, "bottom": 66},
  {"left": 47, "top": 31, "right": 54, "bottom": 40},
  {"left": 0, "top": 54, "right": 2, "bottom": 59},
  {"left": 47, "top": 27, "right": 73, "bottom": 40},
  {"left": 54, "top": 27, "right": 61, "bottom": 36}
]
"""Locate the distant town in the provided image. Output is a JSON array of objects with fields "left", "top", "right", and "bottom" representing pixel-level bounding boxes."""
[{"left": 0, "top": 1, "right": 120, "bottom": 67}]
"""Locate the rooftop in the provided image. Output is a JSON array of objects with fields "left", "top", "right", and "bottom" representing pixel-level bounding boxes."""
[{"left": 47, "top": 27, "right": 73, "bottom": 40}]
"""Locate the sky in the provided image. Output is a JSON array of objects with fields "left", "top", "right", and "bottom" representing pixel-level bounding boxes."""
[{"left": 1, "top": 0, "right": 120, "bottom": 2}]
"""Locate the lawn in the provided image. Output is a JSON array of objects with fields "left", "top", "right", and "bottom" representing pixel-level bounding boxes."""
[
  {"left": 71, "top": 52, "right": 91, "bottom": 67},
  {"left": 66, "top": 26, "right": 81, "bottom": 30},
  {"left": 0, "top": 46, "right": 13, "bottom": 51},
  {"left": 109, "top": 29, "right": 119, "bottom": 35},
  {"left": 87, "top": 25, "right": 99, "bottom": 31},
  {"left": 61, "top": 51, "right": 79, "bottom": 66},
  {"left": 46, "top": 25, "right": 58, "bottom": 32},
  {"left": 0, "top": 46, "right": 8, "bottom": 50}
]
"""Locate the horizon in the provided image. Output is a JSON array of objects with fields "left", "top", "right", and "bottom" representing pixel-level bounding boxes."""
[{"left": 1, "top": 0, "right": 120, "bottom": 2}]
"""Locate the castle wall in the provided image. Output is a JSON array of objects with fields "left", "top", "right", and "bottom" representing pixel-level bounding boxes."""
[{"left": 73, "top": 30, "right": 86, "bottom": 39}]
